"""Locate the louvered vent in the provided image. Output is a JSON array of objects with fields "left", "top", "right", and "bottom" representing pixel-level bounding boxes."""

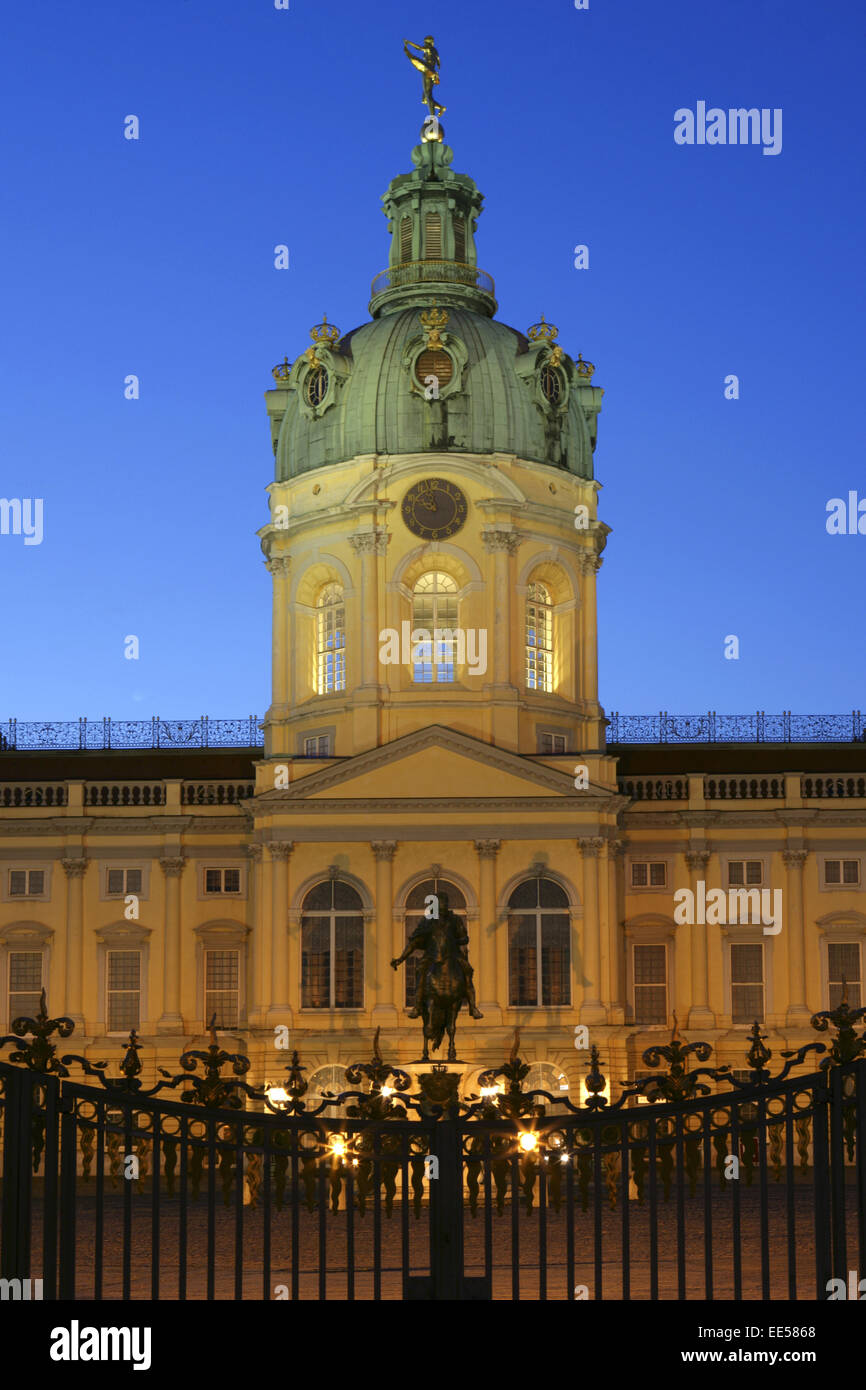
[
  {"left": 453, "top": 217, "right": 465, "bottom": 262},
  {"left": 425, "top": 212, "right": 442, "bottom": 259},
  {"left": 415, "top": 349, "right": 454, "bottom": 388},
  {"left": 400, "top": 217, "right": 412, "bottom": 262}
]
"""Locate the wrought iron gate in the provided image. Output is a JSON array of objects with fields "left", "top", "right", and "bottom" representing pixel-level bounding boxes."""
[{"left": 1, "top": 993, "right": 865, "bottom": 1300}]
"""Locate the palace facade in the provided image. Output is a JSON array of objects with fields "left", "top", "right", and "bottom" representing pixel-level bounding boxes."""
[{"left": 2, "top": 125, "right": 865, "bottom": 1106}]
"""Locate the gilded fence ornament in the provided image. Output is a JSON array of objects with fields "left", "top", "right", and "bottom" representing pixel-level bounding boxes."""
[
  {"left": 0, "top": 989, "right": 75, "bottom": 1076},
  {"left": 159, "top": 1013, "right": 259, "bottom": 1110},
  {"left": 809, "top": 977, "right": 866, "bottom": 1068}
]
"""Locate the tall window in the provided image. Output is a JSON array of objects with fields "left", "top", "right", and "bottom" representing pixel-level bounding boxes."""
[
  {"left": 412, "top": 572, "right": 458, "bottom": 683},
  {"left": 400, "top": 216, "right": 412, "bottom": 262},
  {"left": 301, "top": 880, "right": 364, "bottom": 1009},
  {"left": 403, "top": 877, "right": 467, "bottom": 1010},
  {"left": 633, "top": 944, "right": 667, "bottom": 1024},
  {"left": 507, "top": 877, "right": 570, "bottom": 1007},
  {"left": 8, "top": 951, "right": 42, "bottom": 1024},
  {"left": 317, "top": 583, "right": 345, "bottom": 694},
  {"left": 731, "top": 944, "right": 764, "bottom": 1022},
  {"left": 828, "top": 942, "right": 861, "bottom": 1008},
  {"left": 526, "top": 583, "right": 553, "bottom": 692},
  {"left": 205, "top": 950, "right": 239, "bottom": 1028},
  {"left": 107, "top": 950, "right": 141, "bottom": 1033}
]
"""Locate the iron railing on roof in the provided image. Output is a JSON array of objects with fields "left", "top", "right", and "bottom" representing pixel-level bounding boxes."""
[
  {"left": 606, "top": 711, "right": 866, "bottom": 744},
  {"left": 0, "top": 716, "right": 263, "bottom": 752}
]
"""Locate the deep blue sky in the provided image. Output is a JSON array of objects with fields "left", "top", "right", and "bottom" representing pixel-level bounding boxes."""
[{"left": 1, "top": 0, "right": 863, "bottom": 724}]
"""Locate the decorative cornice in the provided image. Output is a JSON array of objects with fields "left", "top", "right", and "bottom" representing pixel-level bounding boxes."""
[
  {"left": 349, "top": 529, "right": 389, "bottom": 556},
  {"left": 61, "top": 857, "right": 89, "bottom": 878},
  {"left": 474, "top": 839, "right": 502, "bottom": 858},
  {"left": 158, "top": 856, "right": 186, "bottom": 877},
  {"left": 370, "top": 840, "right": 398, "bottom": 861}
]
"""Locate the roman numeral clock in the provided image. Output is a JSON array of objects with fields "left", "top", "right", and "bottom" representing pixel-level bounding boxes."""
[{"left": 401, "top": 478, "right": 468, "bottom": 541}]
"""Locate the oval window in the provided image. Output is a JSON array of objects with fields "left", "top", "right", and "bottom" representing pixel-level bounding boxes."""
[
  {"left": 304, "top": 366, "right": 329, "bottom": 407},
  {"left": 415, "top": 349, "right": 454, "bottom": 389},
  {"left": 540, "top": 365, "right": 563, "bottom": 405}
]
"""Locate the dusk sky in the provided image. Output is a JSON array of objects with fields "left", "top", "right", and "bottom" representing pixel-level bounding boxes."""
[{"left": 1, "top": 0, "right": 863, "bottom": 726}]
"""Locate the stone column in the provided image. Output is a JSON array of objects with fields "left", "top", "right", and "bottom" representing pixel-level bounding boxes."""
[
  {"left": 371, "top": 842, "right": 399, "bottom": 1026},
  {"left": 578, "top": 838, "right": 606, "bottom": 1023},
  {"left": 577, "top": 552, "right": 601, "bottom": 704},
  {"left": 782, "top": 849, "right": 810, "bottom": 1025},
  {"left": 607, "top": 840, "right": 627, "bottom": 1022},
  {"left": 349, "top": 530, "right": 387, "bottom": 689},
  {"left": 685, "top": 849, "right": 714, "bottom": 1030},
  {"left": 482, "top": 531, "right": 518, "bottom": 687},
  {"left": 266, "top": 842, "right": 293, "bottom": 1024},
  {"left": 61, "top": 857, "right": 88, "bottom": 1029},
  {"left": 474, "top": 839, "right": 502, "bottom": 1022},
  {"left": 245, "top": 844, "right": 264, "bottom": 1027},
  {"left": 157, "top": 856, "right": 186, "bottom": 1033},
  {"left": 265, "top": 557, "right": 291, "bottom": 708}
]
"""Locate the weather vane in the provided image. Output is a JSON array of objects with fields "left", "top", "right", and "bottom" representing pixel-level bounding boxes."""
[{"left": 403, "top": 35, "right": 446, "bottom": 119}]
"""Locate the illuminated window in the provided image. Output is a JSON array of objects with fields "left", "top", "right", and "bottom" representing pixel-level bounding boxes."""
[
  {"left": 301, "top": 880, "right": 364, "bottom": 1009},
  {"left": 8, "top": 951, "right": 42, "bottom": 1026},
  {"left": 507, "top": 877, "right": 570, "bottom": 1007},
  {"left": 633, "top": 944, "right": 667, "bottom": 1024},
  {"left": 107, "top": 950, "right": 141, "bottom": 1033},
  {"left": 731, "top": 944, "right": 764, "bottom": 1023},
  {"left": 412, "top": 572, "right": 458, "bottom": 683},
  {"left": 317, "top": 583, "right": 345, "bottom": 694},
  {"left": 526, "top": 582, "right": 553, "bottom": 692},
  {"left": 828, "top": 942, "right": 861, "bottom": 1009},
  {"left": 205, "top": 950, "right": 239, "bottom": 1029}
]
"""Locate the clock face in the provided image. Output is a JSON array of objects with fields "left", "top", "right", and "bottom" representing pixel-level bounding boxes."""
[{"left": 402, "top": 478, "right": 468, "bottom": 541}]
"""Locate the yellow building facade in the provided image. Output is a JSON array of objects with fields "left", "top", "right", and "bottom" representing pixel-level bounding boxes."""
[{"left": 2, "top": 127, "right": 865, "bottom": 1107}]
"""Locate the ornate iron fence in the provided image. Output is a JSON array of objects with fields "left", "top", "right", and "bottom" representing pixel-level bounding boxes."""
[
  {"left": 0, "top": 996, "right": 864, "bottom": 1300},
  {"left": 607, "top": 711, "right": 866, "bottom": 744},
  {"left": 0, "top": 717, "right": 264, "bottom": 751}
]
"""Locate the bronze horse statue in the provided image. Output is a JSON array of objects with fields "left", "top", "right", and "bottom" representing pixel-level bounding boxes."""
[{"left": 391, "top": 893, "right": 482, "bottom": 1061}]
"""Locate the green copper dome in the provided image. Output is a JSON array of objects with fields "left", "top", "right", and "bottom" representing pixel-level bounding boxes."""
[{"left": 266, "top": 141, "right": 602, "bottom": 481}]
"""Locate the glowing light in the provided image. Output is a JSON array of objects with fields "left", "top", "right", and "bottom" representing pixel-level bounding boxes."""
[
  {"left": 266, "top": 1085, "right": 289, "bottom": 1107},
  {"left": 331, "top": 1135, "right": 347, "bottom": 1159},
  {"left": 518, "top": 1132, "right": 538, "bottom": 1153},
  {"left": 381, "top": 1085, "right": 393, "bottom": 1098}
]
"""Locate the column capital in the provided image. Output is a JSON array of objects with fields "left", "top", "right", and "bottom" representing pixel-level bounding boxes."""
[
  {"left": 159, "top": 856, "right": 186, "bottom": 877},
  {"left": 371, "top": 840, "right": 398, "bottom": 861},
  {"left": 265, "top": 556, "right": 291, "bottom": 579},
  {"left": 482, "top": 527, "right": 519, "bottom": 555},
  {"left": 349, "top": 528, "right": 388, "bottom": 556},
  {"left": 782, "top": 849, "right": 808, "bottom": 868},
  {"left": 267, "top": 840, "right": 294, "bottom": 860},
  {"left": 474, "top": 839, "right": 502, "bottom": 858},
  {"left": 684, "top": 849, "right": 711, "bottom": 870},
  {"left": 244, "top": 843, "right": 264, "bottom": 862},
  {"left": 61, "top": 857, "right": 89, "bottom": 878},
  {"left": 578, "top": 836, "right": 606, "bottom": 858},
  {"left": 575, "top": 549, "right": 603, "bottom": 576},
  {"left": 608, "top": 838, "right": 628, "bottom": 858}
]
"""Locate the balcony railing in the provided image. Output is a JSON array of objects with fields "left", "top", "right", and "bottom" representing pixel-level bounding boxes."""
[
  {"left": 0, "top": 717, "right": 263, "bottom": 751},
  {"left": 370, "top": 259, "right": 495, "bottom": 300},
  {"left": 607, "top": 711, "right": 866, "bottom": 744}
]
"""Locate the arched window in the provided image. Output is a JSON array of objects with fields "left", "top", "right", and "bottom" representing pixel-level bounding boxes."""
[
  {"left": 403, "top": 877, "right": 467, "bottom": 1010},
  {"left": 412, "top": 572, "right": 458, "bottom": 683},
  {"left": 307, "top": 1063, "right": 349, "bottom": 1118},
  {"left": 526, "top": 582, "right": 553, "bottom": 692},
  {"left": 301, "top": 880, "right": 364, "bottom": 1009},
  {"left": 507, "top": 877, "right": 570, "bottom": 1007},
  {"left": 316, "top": 583, "right": 345, "bottom": 694},
  {"left": 523, "top": 1061, "right": 570, "bottom": 1112}
]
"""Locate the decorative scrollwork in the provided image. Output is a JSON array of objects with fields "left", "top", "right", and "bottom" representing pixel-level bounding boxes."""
[{"left": 0, "top": 990, "right": 75, "bottom": 1075}]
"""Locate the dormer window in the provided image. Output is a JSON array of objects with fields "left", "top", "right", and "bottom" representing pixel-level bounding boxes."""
[{"left": 304, "top": 366, "right": 329, "bottom": 408}]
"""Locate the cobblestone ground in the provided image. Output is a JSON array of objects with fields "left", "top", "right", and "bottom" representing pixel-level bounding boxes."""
[{"left": 25, "top": 1182, "right": 862, "bottom": 1301}]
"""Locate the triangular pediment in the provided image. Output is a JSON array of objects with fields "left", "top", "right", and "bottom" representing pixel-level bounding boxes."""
[{"left": 260, "top": 725, "right": 611, "bottom": 803}]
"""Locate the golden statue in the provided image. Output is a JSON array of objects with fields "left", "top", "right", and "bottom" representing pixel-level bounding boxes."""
[{"left": 403, "top": 35, "right": 446, "bottom": 117}]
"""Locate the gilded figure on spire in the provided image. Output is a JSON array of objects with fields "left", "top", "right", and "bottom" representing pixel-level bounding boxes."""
[{"left": 403, "top": 35, "right": 446, "bottom": 117}]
